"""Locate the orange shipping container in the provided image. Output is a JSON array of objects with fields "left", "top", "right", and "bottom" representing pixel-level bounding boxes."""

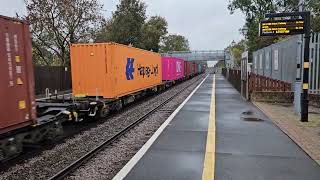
[{"left": 70, "top": 43, "right": 162, "bottom": 99}]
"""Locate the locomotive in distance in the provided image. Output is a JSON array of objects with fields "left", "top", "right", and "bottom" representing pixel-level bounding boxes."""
[{"left": 259, "top": 19, "right": 305, "bottom": 36}]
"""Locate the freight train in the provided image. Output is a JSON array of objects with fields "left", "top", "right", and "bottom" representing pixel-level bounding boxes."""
[{"left": 0, "top": 15, "right": 206, "bottom": 161}]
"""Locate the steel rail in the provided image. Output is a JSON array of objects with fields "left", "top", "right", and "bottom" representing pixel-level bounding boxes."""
[{"left": 49, "top": 75, "right": 205, "bottom": 180}]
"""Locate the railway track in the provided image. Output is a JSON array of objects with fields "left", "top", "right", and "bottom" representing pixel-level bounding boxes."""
[{"left": 49, "top": 75, "right": 206, "bottom": 180}]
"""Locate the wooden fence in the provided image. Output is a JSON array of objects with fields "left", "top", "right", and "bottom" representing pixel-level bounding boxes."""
[
  {"left": 227, "top": 69, "right": 241, "bottom": 92},
  {"left": 34, "top": 66, "right": 72, "bottom": 95},
  {"left": 248, "top": 73, "right": 292, "bottom": 92},
  {"left": 222, "top": 68, "right": 292, "bottom": 93},
  {"left": 222, "top": 68, "right": 227, "bottom": 77}
]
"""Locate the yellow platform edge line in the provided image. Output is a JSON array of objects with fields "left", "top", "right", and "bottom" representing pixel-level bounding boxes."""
[{"left": 202, "top": 74, "right": 216, "bottom": 180}]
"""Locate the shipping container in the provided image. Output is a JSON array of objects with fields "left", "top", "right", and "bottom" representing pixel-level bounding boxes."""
[
  {"left": 184, "top": 61, "right": 196, "bottom": 77},
  {"left": 161, "top": 57, "right": 185, "bottom": 81},
  {"left": 0, "top": 15, "right": 36, "bottom": 134},
  {"left": 71, "top": 43, "right": 162, "bottom": 99},
  {"left": 197, "top": 63, "right": 202, "bottom": 74}
]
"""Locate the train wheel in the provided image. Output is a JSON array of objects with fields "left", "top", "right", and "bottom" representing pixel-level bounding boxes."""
[
  {"left": 45, "top": 121, "right": 64, "bottom": 141},
  {"left": 115, "top": 101, "right": 123, "bottom": 111},
  {"left": 96, "top": 105, "right": 110, "bottom": 119},
  {"left": 0, "top": 138, "right": 22, "bottom": 161}
]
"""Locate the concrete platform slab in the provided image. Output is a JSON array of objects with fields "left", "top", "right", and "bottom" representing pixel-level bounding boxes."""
[
  {"left": 118, "top": 75, "right": 214, "bottom": 180},
  {"left": 126, "top": 150, "right": 204, "bottom": 180},
  {"left": 215, "top": 75, "right": 320, "bottom": 180},
  {"left": 116, "top": 74, "right": 320, "bottom": 180},
  {"left": 216, "top": 153, "right": 320, "bottom": 180},
  {"left": 151, "top": 129, "right": 207, "bottom": 151},
  {"left": 168, "top": 110, "right": 210, "bottom": 131},
  {"left": 216, "top": 132, "right": 307, "bottom": 158},
  {"left": 182, "top": 104, "right": 210, "bottom": 112}
]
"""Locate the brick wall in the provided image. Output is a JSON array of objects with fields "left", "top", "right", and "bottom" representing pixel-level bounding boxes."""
[
  {"left": 251, "top": 91, "right": 294, "bottom": 103},
  {"left": 310, "top": 94, "right": 320, "bottom": 108},
  {"left": 252, "top": 91, "right": 320, "bottom": 108}
]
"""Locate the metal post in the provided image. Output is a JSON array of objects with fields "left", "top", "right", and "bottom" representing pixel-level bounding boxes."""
[
  {"left": 301, "top": 11, "right": 310, "bottom": 122},
  {"left": 264, "top": 11, "right": 311, "bottom": 122},
  {"left": 299, "top": 0, "right": 305, "bottom": 11}
]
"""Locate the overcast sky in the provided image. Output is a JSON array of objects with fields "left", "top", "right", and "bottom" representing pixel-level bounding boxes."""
[{"left": 0, "top": 0, "right": 245, "bottom": 50}]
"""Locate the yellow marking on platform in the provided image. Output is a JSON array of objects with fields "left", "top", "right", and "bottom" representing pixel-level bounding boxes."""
[
  {"left": 303, "top": 62, "right": 310, "bottom": 68},
  {"left": 303, "top": 83, "right": 309, "bottom": 90},
  {"left": 202, "top": 75, "right": 216, "bottom": 180}
]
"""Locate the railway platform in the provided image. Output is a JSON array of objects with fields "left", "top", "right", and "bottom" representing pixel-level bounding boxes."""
[{"left": 113, "top": 74, "right": 320, "bottom": 180}]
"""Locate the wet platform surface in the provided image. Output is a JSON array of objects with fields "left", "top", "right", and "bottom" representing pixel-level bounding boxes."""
[
  {"left": 118, "top": 74, "right": 320, "bottom": 180},
  {"left": 123, "top": 75, "right": 214, "bottom": 180},
  {"left": 215, "top": 75, "right": 320, "bottom": 180}
]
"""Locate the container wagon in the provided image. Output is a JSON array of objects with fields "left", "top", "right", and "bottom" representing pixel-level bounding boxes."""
[
  {"left": 161, "top": 57, "right": 185, "bottom": 82},
  {"left": 197, "top": 63, "right": 202, "bottom": 74},
  {"left": 70, "top": 43, "right": 163, "bottom": 118},
  {"left": 195, "top": 62, "right": 200, "bottom": 75},
  {"left": 197, "top": 63, "right": 206, "bottom": 74},
  {"left": 0, "top": 16, "right": 204, "bottom": 161},
  {"left": 184, "top": 61, "right": 196, "bottom": 78},
  {"left": 0, "top": 15, "right": 69, "bottom": 161}
]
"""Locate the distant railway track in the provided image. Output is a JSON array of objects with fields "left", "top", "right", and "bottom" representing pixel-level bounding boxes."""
[{"left": 49, "top": 75, "right": 206, "bottom": 180}]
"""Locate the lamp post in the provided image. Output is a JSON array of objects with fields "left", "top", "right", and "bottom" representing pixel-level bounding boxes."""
[
  {"left": 240, "top": 25, "right": 249, "bottom": 100},
  {"left": 240, "top": 25, "right": 248, "bottom": 51}
]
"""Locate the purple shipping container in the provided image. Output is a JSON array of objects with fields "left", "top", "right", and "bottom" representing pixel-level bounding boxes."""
[{"left": 161, "top": 57, "right": 185, "bottom": 81}]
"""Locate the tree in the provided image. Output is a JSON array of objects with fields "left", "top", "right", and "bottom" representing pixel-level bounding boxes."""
[
  {"left": 229, "top": 40, "right": 246, "bottom": 67},
  {"left": 271, "top": 0, "right": 320, "bottom": 31},
  {"left": 103, "top": 0, "right": 146, "bottom": 47},
  {"left": 140, "top": 16, "right": 168, "bottom": 52},
  {"left": 159, "top": 34, "right": 190, "bottom": 52},
  {"left": 228, "top": 0, "right": 280, "bottom": 52},
  {"left": 229, "top": 0, "right": 320, "bottom": 54},
  {"left": 94, "top": 19, "right": 110, "bottom": 43},
  {"left": 307, "top": 0, "right": 320, "bottom": 32},
  {"left": 228, "top": 0, "right": 277, "bottom": 20},
  {"left": 276, "top": 0, "right": 299, "bottom": 11},
  {"left": 25, "top": 0, "right": 103, "bottom": 66}
]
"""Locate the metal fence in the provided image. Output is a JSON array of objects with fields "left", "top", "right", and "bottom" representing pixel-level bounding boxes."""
[
  {"left": 252, "top": 33, "right": 320, "bottom": 94},
  {"left": 310, "top": 33, "right": 320, "bottom": 94},
  {"left": 252, "top": 35, "right": 300, "bottom": 88},
  {"left": 34, "top": 66, "right": 72, "bottom": 95}
]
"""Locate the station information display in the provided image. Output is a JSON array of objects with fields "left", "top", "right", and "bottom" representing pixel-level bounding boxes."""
[{"left": 259, "top": 19, "right": 305, "bottom": 36}]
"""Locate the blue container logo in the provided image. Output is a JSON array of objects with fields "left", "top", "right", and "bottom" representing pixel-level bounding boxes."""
[{"left": 126, "top": 58, "right": 135, "bottom": 80}]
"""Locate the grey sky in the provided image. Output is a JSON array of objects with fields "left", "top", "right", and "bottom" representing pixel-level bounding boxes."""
[{"left": 0, "top": 0, "right": 245, "bottom": 50}]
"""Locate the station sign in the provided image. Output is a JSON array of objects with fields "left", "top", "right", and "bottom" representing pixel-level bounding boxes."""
[{"left": 259, "top": 19, "right": 305, "bottom": 36}]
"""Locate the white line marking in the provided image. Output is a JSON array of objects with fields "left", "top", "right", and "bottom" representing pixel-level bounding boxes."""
[{"left": 112, "top": 75, "right": 209, "bottom": 180}]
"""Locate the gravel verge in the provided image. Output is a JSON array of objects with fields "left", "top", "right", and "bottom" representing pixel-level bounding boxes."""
[{"left": 0, "top": 75, "right": 205, "bottom": 180}]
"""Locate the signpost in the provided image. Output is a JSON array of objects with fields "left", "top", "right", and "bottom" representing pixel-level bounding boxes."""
[
  {"left": 260, "top": 12, "right": 310, "bottom": 122},
  {"left": 241, "top": 51, "right": 249, "bottom": 100}
]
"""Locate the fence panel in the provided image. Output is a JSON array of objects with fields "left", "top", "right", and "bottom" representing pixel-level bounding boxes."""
[
  {"left": 252, "top": 33, "right": 320, "bottom": 94},
  {"left": 310, "top": 33, "right": 320, "bottom": 94},
  {"left": 248, "top": 73, "right": 291, "bottom": 92},
  {"left": 34, "top": 66, "right": 72, "bottom": 95},
  {"left": 226, "top": 69, "right": 241, "bottom": 92}
]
